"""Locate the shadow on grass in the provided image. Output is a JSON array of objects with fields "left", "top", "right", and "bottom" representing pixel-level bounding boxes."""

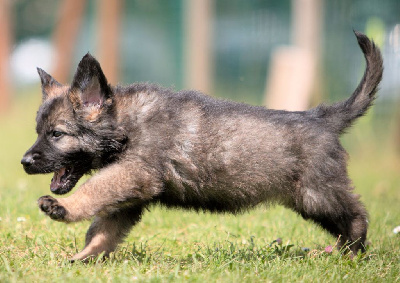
[
  {"left": 73, "top": 236, "right": 377, "bottom": 270},
  {"left": 110, "top": 237, "right": 335, "bottom": 267}
]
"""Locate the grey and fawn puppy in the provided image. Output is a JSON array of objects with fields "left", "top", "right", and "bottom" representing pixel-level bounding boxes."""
[{"left": 21, "top": 32, "right": 383, "bottom": 261}]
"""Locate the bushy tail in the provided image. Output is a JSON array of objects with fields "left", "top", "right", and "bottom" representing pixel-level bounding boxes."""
[{"left": 311, "top": 31, "right": 383, "bottom": 134}]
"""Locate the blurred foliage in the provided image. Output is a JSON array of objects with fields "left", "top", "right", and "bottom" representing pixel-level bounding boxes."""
[
  {"left": 11, "top": 0, "right": 400, "bottom": 108},
  {"left": 13, "top": 0, "right": 60, "bottom": 41}
]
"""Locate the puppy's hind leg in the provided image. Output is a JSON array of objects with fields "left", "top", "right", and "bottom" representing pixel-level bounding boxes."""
[
  {"left": 71, "top": 206, "right": 144, "bottom": 262},
  {"left": 293, "top": 182, "right": 368, "bottom": 255}
]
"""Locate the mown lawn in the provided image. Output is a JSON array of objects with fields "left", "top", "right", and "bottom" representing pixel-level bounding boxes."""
[{"left": 0, "top": 93, "right": 399, "bottom": 282}]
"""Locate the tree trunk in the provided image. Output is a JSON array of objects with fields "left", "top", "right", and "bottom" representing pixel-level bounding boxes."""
[
  {"left": 0, "top": 0, "right": 13, "bottom": 112},
  {"left": 97, "top": 0, "right": 123, "bottom": 84},
  {"left": 52, "top": 0, "right": 86, "bottom": 83},
  {"left": 183, "top": 0, "right": 214, "bottom": 95},
  {"left": 264, "top": 0, "right": 323, "bottom": 110}
]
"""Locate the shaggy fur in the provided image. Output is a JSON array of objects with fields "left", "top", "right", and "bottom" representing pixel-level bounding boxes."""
[{"left": 21, "top": 32, "right": 383, "bottom": 261}]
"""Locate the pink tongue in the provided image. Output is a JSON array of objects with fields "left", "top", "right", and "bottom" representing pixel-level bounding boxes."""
[{"left": 50, "top": 168, "right": 66, "bottom": 191}]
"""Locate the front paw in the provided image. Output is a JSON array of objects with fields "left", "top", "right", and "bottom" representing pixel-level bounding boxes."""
[{"left": 38, "top": 195, "right": 67, "bottom": 221}]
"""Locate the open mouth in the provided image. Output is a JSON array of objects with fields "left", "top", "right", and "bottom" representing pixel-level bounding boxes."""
[{"left": 50, "top": 166, "right": 81, "bottom": 195}]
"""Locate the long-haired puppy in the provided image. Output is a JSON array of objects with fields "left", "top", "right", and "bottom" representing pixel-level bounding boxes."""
[{"left": 22, "top": 32, "right": 383, "bottom": 261}]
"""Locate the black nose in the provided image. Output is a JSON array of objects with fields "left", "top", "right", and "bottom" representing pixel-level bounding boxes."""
[
  {"left": 21, "top": 153, "right": 40, "bottom": 167},
  {"left": 21, "top": 156, "right": 33, "bottom": 166}
]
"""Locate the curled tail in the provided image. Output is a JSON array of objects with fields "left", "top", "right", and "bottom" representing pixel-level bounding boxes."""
[{"left": 312, "top": 31, "right": 383, "bottom": 134}]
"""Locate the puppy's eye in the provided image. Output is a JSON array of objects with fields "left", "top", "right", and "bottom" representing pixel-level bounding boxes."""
[{"left": 52, "top": 131, "right": 64, "bottom": 138}]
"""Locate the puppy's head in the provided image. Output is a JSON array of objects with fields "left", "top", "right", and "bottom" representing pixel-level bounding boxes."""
[{"left": 21, "top": 54, "right": 127, "bottom": 195}]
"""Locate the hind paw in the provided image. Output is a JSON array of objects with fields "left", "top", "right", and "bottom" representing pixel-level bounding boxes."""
[{"left": 38, "top": 195, "right": 67, "bottom": 221}]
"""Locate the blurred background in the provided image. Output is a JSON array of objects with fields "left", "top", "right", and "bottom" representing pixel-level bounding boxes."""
[{"left": 0, "top": 0, "right": 400, "bottom": 160}]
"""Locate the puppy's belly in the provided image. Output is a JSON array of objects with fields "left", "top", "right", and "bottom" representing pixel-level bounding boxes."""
[{"left": 156, "top": 176, "right": 294, "bottom": 213}]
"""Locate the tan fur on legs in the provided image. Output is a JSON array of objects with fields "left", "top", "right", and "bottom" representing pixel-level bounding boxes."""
[{"left": 71, "top": 206, "right": 143, "bottom": 261}]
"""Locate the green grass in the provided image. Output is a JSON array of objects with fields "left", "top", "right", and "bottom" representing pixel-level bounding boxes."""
[{"left": 0, "top": 92, "right": 399, "bottom": 282}]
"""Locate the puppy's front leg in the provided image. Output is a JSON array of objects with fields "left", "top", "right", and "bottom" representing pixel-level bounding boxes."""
[{"left": 38, "top": 161, "right": 161, "bottom": 223}]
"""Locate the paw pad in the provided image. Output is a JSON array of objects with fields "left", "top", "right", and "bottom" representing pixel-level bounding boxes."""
[{"left": 38, "top": 195, "right": 66, "bottom": 220}]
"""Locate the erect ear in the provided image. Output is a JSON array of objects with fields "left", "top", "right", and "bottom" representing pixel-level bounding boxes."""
[
  {"left": 37, "top": 68, "right": 62, "bottom": 102},
  {"left": 68, "top": 53, "right": 112, "bottom": 111}
]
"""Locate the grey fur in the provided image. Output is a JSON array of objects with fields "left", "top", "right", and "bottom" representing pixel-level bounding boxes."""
[{"left": 22, "top": 32, "right": 383, "bottom": 260}]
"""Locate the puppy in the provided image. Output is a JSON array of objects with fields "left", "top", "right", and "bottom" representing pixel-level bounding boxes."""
[{"left": 21, "top": 32, "right": 383, "bottom": 261}]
